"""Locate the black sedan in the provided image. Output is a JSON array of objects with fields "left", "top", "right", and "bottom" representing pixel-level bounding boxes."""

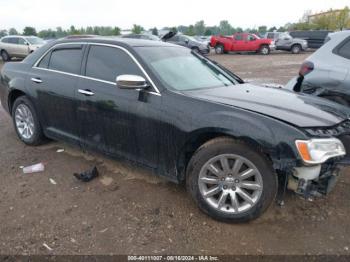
[{"left": 1, "top": 37, "right": 349, "bottom": 222}]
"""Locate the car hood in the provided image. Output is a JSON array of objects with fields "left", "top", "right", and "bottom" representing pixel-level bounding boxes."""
[
  {"left": 161, "top": 31, "right": 177, "bottom": 40},
  {"left": 186, "top": 83, "right": 349, "bottom": 127}
]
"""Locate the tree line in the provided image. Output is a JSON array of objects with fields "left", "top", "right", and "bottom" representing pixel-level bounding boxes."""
[{"left": 0, "top": 6, "right": 349, "bottom": 39}]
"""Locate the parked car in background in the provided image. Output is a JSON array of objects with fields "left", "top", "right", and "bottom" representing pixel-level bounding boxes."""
[
  {"left": 121, "top": 34, "right": 160, "bottom": 41},
  {"left": 289, "top": 30, "right": 332, "bottom": 49},
  {"left": 194, "top": 36, "right": 211, "bottom": 46},
  {"left": 285, "top": 31, "right": 350, "bottom": 106},
  {"left": 210, "top": 33, "right": 275, "bottom": 55},
  {"left": 265, "top": 32, "right": 308, "bottom": 54},
  {"left": 162, "top": 32, "right": 210, "bottom": 54},
  {"left": 0, "top": 35, "right": 45, "bottom": 61},
  {"left": 1, "top": 37, "right": 349, "bottom": 222}
]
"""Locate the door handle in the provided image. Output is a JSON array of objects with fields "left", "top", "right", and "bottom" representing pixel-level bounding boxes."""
[
  {"left": 31, "top": 77, "right": 42, "bottom": 83},
  {"left": 78, "top": 89, "right": 95, "bottom": 96}
]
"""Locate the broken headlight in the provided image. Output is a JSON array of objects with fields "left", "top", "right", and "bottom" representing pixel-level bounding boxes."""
[{"left": 296, "top": 138, "right": 346, "bottom": 164}]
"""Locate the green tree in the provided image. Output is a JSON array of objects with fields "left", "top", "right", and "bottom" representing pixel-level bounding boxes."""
[
  {"left": 132, "top": 24, "right": 144, "bottom": 34},
  {"left": 268, "top": 26, "right": 277, "bottom": 32},
  {"left": 112, "top": 27, "right": 121, "bottom": 35},
  {"left": 277, "top": 26, "right": 286, "bottom": 32},
  {"left": 335, "top": 6, "right": 350, "bottom": 30},
  {"left": 219, "top": 20, "right": 233, "bottom": 35},
  {"left": 55, "top": 27, "right": 67, "bottom": 38},
  {"left": 185, "top": 25, "right": 195, "bottom": 36},
  {"left": 194, "top": 20, "right": 206, "bottom": 36},
  {"left": 177, "top": 25, "right": 188, "bottom": 33},
  {"left": 204, "top": 28, "right": 212, "bottom": 36},
  {"left": 23, "top": 26, "right": 37, "bottom": 36},
  {"left": 0, "top": 30, "right": 7, "bottom": 37},
  {"left": 69, "top": 25, "right": 79, "bottom": 35},
  {"left": 152, "top": 27, "right": 158, "bottom": 36},
  {"left": 8, "top": 28, "right": 18, "bottom": 35},
  {"left": 258, "top": 26, "right": 267, "bottom": 34}
]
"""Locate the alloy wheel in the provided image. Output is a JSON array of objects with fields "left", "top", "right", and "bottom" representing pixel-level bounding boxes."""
[
  {"left": 15, "top": 104, "right": 35, "bottom": 140},
  {"left": 198, "top": 154, "right": 263, "bottom": 214}
]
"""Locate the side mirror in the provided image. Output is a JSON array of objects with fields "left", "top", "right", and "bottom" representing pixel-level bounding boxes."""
[
  {"left": 116, "top": 75, "right": 148, "bottom": 90},
  {"left": 185, "top": 39, "right": 189, "bottom": 44}
]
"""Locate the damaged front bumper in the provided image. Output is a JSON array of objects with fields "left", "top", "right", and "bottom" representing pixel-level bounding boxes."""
[{"left": 287, "top": 157, "right": 349, "bottom": 198}]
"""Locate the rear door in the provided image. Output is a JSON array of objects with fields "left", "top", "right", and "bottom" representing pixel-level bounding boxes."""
[
  {"left": 76, "top": 44, "right": 161, "bottom": 168},
  {"left": 17, "top": 37, "right": 30, "bottom": 57},
  {"left": 6, "top": 37, "right": 18, "bottom": 56},
  {"left": 27, "top": 43, "right": 85, "bottom": 144}
]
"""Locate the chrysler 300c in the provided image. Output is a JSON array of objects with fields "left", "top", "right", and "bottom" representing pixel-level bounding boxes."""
[{"left": 1, "top": 37, "right": 349, "bottom": 222}]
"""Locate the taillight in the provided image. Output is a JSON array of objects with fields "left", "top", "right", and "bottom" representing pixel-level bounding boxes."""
[{"left": 299, "top": 61, "right": 314, "bottom": 76}]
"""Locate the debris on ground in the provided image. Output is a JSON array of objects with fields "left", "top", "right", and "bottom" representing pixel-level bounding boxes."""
[
  {"left": 73, "top": 166, "right": 99, "bottom": 182},
  {"left": 56, "top": 149, "right": 65, "bottom": 153},
  {"left": 22, "top": 163, "right": 45, "bottom": 174},
  {"left": 43, "top": 243, "right": 53, "bottom": 251},
  {"left": 49, "top": 178, "right": 57, "bottom": 185},
  {"left": 100, "top": 176, "right": 113, "bottom": 186},
  {"left": 99, "top": 228, "right": 108, "bottom": 233}
]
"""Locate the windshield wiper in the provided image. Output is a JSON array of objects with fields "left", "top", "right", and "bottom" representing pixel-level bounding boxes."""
[{"left": 191, "top": 50, "right": 244, "bottom": 84}]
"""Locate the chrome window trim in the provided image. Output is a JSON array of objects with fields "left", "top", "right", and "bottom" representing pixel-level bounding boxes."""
[{"left": 32, "top": 41, "right": 161, "bottom": 96}]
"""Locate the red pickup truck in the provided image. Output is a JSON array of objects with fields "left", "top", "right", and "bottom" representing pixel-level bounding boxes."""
[{"left": 210, "top": 33, "right": 275, "bottom": 55}]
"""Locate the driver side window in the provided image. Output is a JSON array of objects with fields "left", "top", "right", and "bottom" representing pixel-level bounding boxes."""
[{"left": 85, "top": 45, "right": 144, "bottom": 82}]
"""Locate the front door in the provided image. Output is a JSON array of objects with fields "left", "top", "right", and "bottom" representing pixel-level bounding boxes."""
[{"left": 76, "top": 44, "right": 161, "bottom": 168}]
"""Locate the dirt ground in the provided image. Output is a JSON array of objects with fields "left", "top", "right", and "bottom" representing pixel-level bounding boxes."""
[{"left": 1, "top": 52, "right": 350, "bottom": 256}]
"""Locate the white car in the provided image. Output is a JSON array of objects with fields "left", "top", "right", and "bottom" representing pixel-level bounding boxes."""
[
  {"left": 0, "top": 35, "right": 45, "bottom": 61},
  {"left": 285, "top": 30, "right": 350, "bottom": 106}
]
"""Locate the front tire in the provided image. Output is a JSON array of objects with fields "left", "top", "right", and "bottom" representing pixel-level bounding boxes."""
[
  {"left": 186, "top": 137, "right": 277, "bottom": 222},
  {"left": 215, "top": 44, "right": 224, "bottom": 54},
  {"left": 291, "top": 44, "right": 301, "bottom": 54},
  {"left": 12, "top": 96, "right": 46, "bottom": 145}
]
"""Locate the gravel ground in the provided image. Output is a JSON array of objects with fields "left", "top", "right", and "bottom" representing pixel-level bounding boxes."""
[{"left": 1, "top": 52, "right": 350, "bottom": 256}]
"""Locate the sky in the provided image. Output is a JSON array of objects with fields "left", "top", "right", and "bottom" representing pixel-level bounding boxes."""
[{"left": 0, "top": 0, "right": 349, "bottom": 31}]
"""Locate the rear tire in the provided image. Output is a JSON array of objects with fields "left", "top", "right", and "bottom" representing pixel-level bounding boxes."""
[
  {"left": 186, "top": 137, "right": 277, "bottom": 223},
  {"left": 12, "top": 96, "right": 46, "bottom": 146},
  {"left": 1, "top": 50, "right": 11, "bottom": 62},
  {"left": 215, "top": 44, "right": 224, "bottom": 54},
  {"left": 259, "top": 45, "right": 270, "bottom": 55},
  {"left": 291, "top": 44, "right": 301, "bottom": 54}
]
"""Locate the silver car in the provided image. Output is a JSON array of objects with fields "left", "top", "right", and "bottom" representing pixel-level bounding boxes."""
[
  {"left": 0, "top": 35, "right": 45, "bottom": 61},
  {"left": 265, "top": 32, "right": 308, "bottom": 54},
  {"left": 285, "top": 30, "right": 350, "bottom": 106}
]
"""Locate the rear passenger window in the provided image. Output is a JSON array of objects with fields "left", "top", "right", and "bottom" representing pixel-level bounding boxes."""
[
  {"left": 234, "top": 35, "right": 243, "bottom": 40},
  {"left": 337, "top": 39, "right": 350, "bottom": 59},
  {"left": 38, "top": 52, "right": 51, "bottom": 69},
  {"left": 85, "top": 45, "right": 143, "bottom": 82},
  {"left": 1, "top": 38, "right": 9, "bottom": 43},
  {"left": 49, "top": 48, "right": 83, "bottom": 74},
  {"left": 8, "top": 38, "right": 19, "bottom": 44}
]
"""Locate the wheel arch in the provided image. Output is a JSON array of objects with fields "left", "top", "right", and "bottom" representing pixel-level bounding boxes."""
[
  {"left": 8, "top": 89, "right": 26, "bottom": 114},
  {"left": 176, "top": 129, "right": 275, "bottom": 182}
]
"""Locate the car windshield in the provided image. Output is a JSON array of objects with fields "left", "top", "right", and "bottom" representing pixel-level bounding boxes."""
[
  {"left": 279, "top": 32, "right": 292, "bottom": 39},
  {"left": 136, "top": 47, "right": 237, "bottom": 91},
  {"left": 26, "top": 37, "right": 44, "bottom": 45}
]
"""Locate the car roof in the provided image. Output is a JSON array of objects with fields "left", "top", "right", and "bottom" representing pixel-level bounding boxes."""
[
  {"left": 53, "top": 36, "right": 172, "bottom": 47},
  {"left": 328, "top": 30, "right": 350, "bottom": 39}
]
